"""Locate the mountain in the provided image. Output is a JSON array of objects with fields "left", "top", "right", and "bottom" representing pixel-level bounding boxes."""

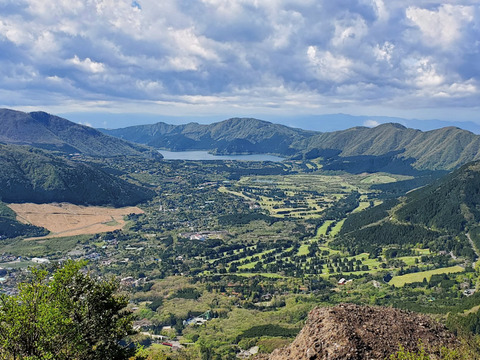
[
  {"left": 101, "top": 119, "right": 480, "bottom": 171},
  {"left": 296, "top": 123, "right": 480, "bottom": 171},
  {"left": 261, "top": 304, "right": 458, "bottom": 360},
  {"left": 100, "top": 118, "right": 314, "bottom": 156},
  {"left": 0, "top": 109, "right": 157, "bottom": 157},
  {"left": 336, "top": 160, "right": 480, "bottom": 258},
  {"left": 0, "top": 144, "right": 155, "bottom": 207}
]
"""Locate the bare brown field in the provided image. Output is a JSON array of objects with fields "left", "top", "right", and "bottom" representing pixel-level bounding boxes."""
[{"left": 8, "top": 203, "right": 144, "bottom": 239}]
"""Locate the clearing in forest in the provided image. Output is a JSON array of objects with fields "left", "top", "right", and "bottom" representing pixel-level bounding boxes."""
[{"left": 8, "top": 203, "right": 144, "bottom": 239}]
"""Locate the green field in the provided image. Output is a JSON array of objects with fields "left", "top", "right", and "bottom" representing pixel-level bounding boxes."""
[
  {"left": 329, "top": 219, "right": 345, "bottom": 237},
  {"left": 389, "top": 266, "right": 465, "bottom": 287}
]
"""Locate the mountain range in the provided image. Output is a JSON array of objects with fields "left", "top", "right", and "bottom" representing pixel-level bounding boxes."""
[
  {"left": 0, "top": 109, "right": 157, "bottom": 157},
  {"left": 101, "top": 117, "right": 480, "bottom": 171},
  {"left": 3, "top": 108, "right": 480, "bottom": 172},
  {"left": 100, "top": 117, "right": 314, "bottom": 156}
]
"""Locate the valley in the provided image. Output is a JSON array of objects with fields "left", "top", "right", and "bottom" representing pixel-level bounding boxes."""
[
  {"left": 2, "top": 112, "right": 480, "bottom": 359},
  {"left": 2, "top": 153, "right": 479, "bottom": 359}
]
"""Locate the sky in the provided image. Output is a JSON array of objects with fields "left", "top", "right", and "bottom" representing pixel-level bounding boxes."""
[{"left": 1, "top": 0, "right": 480, "bottom": 129}]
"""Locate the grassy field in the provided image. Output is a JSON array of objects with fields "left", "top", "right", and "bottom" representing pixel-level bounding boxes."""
[
  {"left": 389, "top": 266, "right": 465, "bottom": 287},
  {"left": 296, "top": 244, "right": 310, "bottom": 256},
  {"left": 329, "top": 219, "right": 345, "bottom": 237},
  {"left": 316, "top": 221, "right": 335, "bottom": 238},
  {"left": 221, "top": 173, "right": 405, "bottom": 220},
  {"left": 9, "top": 203, "right": 143, "bottom": 239}
]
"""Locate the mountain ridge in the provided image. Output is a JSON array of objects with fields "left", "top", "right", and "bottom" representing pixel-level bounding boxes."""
[
  {"left": 101, "top": 117, "right": 314, "bottom": 156},
  {"left": 0, "top": 109, "right": 157, "bottom": 157},
  {"left": 101, "top": 117, "right": 480, "bottom": 171}
]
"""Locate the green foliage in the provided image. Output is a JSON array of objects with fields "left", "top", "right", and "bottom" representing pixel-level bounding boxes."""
[
  {"left": 322, "top": 191, "right": 360, "bottom": 220},
  {"left": 447, "top": 309, "right": 480, "bottom": 337},
  {"left": 147, "top": 298, "right": 164, "bottom": 312},
  {"left": 171, "top": 288, "right": 201, "bottom": 300},
  {"left": 0, "top": 260, "right": 135, "bottom": 360},
  {"left": 0, "top": 144, "right": 154, "bottom": 206},
  {"left": 218, "top": 213, "right": 278, "bottom": 226},
  {"left": 239, "top": 325, "right": 300, "bottom": 339},
  {"left": 396, "top": 162, "right": 480, "bottom": 233},
  {"left": 333, "top": 222, "right": 443, "bottom": 255},
  {"left": 340, "top": 199, "right": 397, "bottom": 235},
  {"left": 390, "top": 343, "right": 469, "bottom": 360}
]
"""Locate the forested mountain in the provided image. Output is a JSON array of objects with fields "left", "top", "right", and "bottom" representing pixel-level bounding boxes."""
[
  {"left": 0, "top": 144, "right": 155, "bottom": 207},
  {"left": 100, "top": 118, "right": 314, "bottom": 156},
  {"left": 336, "top": 160, "right": 480, "bottom": 258},
  {"left": 3, "top": 107, "right": 480, "bottom": 171},
  {"left": 0, "top": 109, "right": 155, "bottom": 157},
  {"left": 297, "top": 123, "right": 480, "bottom": 170},
  {"left": 102, "top": 118, "right": 480, "bottom": 171}
]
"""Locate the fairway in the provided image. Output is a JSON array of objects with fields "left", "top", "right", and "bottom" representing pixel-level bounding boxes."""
[{"left": 389, "top": 266, "right": 465, "bottom": 287}]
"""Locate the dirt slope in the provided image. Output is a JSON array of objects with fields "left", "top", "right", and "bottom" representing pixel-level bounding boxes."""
[{"left": 262, "top": 303, "right": 458, "bottom": 360}]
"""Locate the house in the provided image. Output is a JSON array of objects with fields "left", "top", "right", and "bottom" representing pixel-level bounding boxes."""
[
  {"left": 183, "top": 317, "right": 208, "bottom": 326},
  {"left": 237, "top": 346, "right": 259, "bottom": 359},
  {"left": 338, "top": 278, "right": 347, "bottom": 285},
  {"left": 120, "top": 276, "right": 135, "bottom": 286}
]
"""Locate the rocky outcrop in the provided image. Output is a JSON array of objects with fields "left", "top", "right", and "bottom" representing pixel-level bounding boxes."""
[{"left": 263, "top": 304, "right": 458, "bottom": 360}]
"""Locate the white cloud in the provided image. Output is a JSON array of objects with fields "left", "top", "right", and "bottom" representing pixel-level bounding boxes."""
[
  {"left": 364, "top": 119, "right": 380, "bottom": 127},
  {"left": 307, "top": 47, "right": 353, "bottom": 82},
  {"left": 332, "top": 16, "right": 368, "bottom": 48},
  {"left": 0, "top": 0, "right": 479, "bottom": 122},
  {"left": 371, "top": 0, "right": 389, "bottom": 21},
  {"left": 69, "top": 56, "right": 105, "bottom": 73},
  {"left": 0, "top": 20, "right": 33, "bottom": 45},
  {"left": 374, "top": 41, "right": 394, "bottom": 63},
  {"left": 406, "top": 5, "right": 474, "bottom": 48}
]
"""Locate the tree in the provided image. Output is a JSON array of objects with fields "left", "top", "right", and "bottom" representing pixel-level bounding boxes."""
[{"left": 0, "top": 260, "right": 135, "bottom": 360}]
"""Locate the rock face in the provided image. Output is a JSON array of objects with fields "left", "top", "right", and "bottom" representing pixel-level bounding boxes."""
[{"left": 265, "top": 304, "right": 458, "bottom": 360}]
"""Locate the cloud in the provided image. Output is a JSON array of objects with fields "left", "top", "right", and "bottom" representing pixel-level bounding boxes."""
[
  {"left": 364, "top": 119, "right": 380, "bottom": 127},
  {"left": 406, "top": 5, "right": 474, "bottom": 48},
  {"left": 0, "top": 0, "right": 479, "bottom": 122},
  {"left": 69, "top": 56, "right": 105, "bottom": 73}
]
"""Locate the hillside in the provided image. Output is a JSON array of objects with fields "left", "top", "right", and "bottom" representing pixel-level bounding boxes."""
[
  {"left": 102, "top": 119, "right": 480, "bottom": 171},
  {"left": 0, "top": 200, "right": 49, "bottom": 239},
  {"left": 100, "top": 118, "right": 314, "bottom": 156},
  {"left": 0, "top": 109, "right": 156, "bottom": 157},
  {"left": 297, "top": 123, "right": 480, "bottom": 170},
  {"left": 336, "top": 160, "right": 480, "bottom": 257},
  {"left": 261, "top": 304, "right": 458, "bottom": 360},
  {"left": 0, "top": 144, "right": 155, "bottom": 207}
]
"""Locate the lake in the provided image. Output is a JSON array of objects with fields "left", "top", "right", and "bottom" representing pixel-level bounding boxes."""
[{"left": 158, "top": 150, "right": 284, "bottom": 162}]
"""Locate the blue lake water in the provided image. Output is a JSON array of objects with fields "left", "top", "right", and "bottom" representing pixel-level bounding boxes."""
[{"left": 158, "top": 150, "right": 284, "bottom": 162}]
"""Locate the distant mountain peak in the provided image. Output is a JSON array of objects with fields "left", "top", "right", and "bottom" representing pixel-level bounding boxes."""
[{"left": 377, "top": 122, "right": 407, "bottom": 129}]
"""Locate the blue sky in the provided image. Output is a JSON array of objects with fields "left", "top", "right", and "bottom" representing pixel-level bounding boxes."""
[{"left": 1, "top": 0, "right": 479, "bottom": 129}]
